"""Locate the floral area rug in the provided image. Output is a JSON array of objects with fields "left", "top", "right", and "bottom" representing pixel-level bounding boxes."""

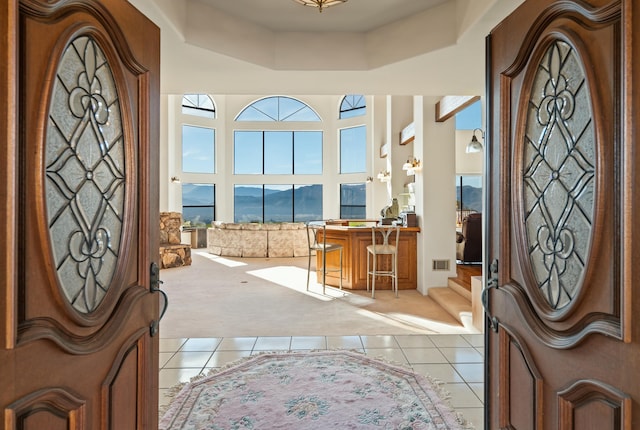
[{"left": 160, "top": 350, "right": 473, "bottom": 429}]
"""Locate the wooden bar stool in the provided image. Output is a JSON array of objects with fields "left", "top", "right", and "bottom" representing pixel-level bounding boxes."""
[
  {"left": 306, "top": 221, "right": 343, "bottom": 294},
  {"left": 366, "top": 225, "right": 400, "bottom": 298}
]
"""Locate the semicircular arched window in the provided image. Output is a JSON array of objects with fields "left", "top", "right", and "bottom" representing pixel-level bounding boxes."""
[
  {"left": 235, "top": 96, "right": 321, "bottom": 122},
  {"left": 339, "top": 94, "right": 366, "bottom": 119},
  {"left": 182, "top": 94, "right": 216, "bottom": 119}
]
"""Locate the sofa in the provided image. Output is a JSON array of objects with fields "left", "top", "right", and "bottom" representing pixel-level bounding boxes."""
[
  {"left": 207, "top": 222, "right": 310, "bottom": 258},
  {"left": 456, "top": 212, "right": 482, "bottom": 263}
]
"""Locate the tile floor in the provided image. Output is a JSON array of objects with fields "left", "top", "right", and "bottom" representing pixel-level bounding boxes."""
[{"left": 159, "top": 333, "right": 485, "bottom": 429}]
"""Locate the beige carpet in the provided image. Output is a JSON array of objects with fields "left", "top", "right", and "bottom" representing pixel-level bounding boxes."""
[{"left": 159, "top": 250, "right": 468, "bottom": 338}]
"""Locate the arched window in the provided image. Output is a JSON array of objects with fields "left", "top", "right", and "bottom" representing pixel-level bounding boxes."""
[
  {"left": 339, "top": 94, "right": 366, "bottom": 119},
  {"left": 236, "top": 96, "right": 321, "bottom": 121},
  {"left": 233, "top": 96, "right": 323, "bottom": 223},
  {"left": 182, "top": 94, "right": 216, "bottom": 118}
]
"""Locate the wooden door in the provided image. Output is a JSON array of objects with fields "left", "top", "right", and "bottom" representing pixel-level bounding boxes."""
[
  {"left": 485, "top": 0, "right": 640, "bottom": 428},
  {"left": 0, "top": 0, "right": 161, "bottom": 428}
]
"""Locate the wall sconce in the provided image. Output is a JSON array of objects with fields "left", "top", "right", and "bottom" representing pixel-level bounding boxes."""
[
  {"left": 377, "top": 170, "right": 391, "bottom": 182},
  {"left": 402, "top": 157, "right": 421, "bottom": 171},
  {"left": 402, "top": 158, "right": 421, "bottom": 175},
  {"left": 466, "top": 128, "right": 485, "bottom": 153},
  {"left": 171, "top": 176, "right": 181, "bottom": 183}
]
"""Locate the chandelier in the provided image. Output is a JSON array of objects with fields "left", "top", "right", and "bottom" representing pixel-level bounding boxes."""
[{"left": 293, "top": 0, "right": 348, "bottom": 13}]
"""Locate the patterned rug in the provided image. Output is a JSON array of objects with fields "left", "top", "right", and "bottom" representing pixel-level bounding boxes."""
[{"left": 160, "top": 350, "right": 473, "bottom": 429}]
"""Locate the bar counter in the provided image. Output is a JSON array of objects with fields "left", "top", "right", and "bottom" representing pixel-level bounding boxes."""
[{"left": 315, "top": 221, "right": 420, "bottom": 291}]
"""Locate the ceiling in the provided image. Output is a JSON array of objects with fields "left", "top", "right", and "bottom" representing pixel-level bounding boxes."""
[
  {"left": 196, "top": 0, "right": 451, "bottom": 33},
  {"left": 131, "top": 0, "right": 525, "bottom": 95}
]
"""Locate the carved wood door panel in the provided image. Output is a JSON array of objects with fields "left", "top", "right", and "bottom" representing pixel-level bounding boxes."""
[
  {"left": 486, "top": 0, "right": 640, "bottom": 428},
  {"left": 0, "top": 0, "right": 160, "bottom": 428}
]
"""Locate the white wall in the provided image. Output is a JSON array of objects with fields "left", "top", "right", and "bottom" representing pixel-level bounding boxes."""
[
  {"left": 455, "top": 129, "right": 484, "bottom": 175},
  {"left": 413, "top": 96, "right": 457, "bottom": 294}
]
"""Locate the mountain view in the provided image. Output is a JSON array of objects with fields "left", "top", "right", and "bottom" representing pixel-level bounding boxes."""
[
  {"left": 234, "top": 184, "right": 324, "bottom": 223},
  {"left": 456, "top": 185, "right": 482, "bottom": 212}
]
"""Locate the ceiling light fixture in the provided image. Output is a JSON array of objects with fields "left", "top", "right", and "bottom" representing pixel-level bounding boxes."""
[
  {"left": 466, "top": 128, "right": 485, "bottom": 153},
  {"left": 293, "top": 0, "right": 348, "bottom": 13}
]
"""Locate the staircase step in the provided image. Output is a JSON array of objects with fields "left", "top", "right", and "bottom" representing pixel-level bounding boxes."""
[
  {"left": 448, "top": 278, "right": 472, "bottom": 301},
  {"left": 429, "top": 287, "right": 473, "bottom": 330}
]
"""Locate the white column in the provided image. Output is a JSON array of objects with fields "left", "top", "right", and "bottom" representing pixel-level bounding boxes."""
[{"left": 413, "top": 96, "right": 457, "bottom": 295}]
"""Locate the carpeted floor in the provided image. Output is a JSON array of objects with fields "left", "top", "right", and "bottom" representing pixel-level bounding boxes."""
[
  {"left": 160, "top": 350, "right": 473, "bottom": 429},
  {"left": 159, "top": 250, "right": 468, "bottom": 338}
]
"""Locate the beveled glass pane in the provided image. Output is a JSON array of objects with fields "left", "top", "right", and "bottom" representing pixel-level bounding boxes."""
[
  {"left": 523, "top": 40, "right": 595, "bottom": 310},
  {"left": 45, "top": 36, "right": 125, "bottom": 314}
]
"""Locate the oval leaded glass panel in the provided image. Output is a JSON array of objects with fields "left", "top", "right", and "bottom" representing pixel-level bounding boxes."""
[
  {"left": 523, "top": 40, "right": 595, "bottom": 310},
  {"left": 45, "top": 36, "right": 125, "bottom": 314}
]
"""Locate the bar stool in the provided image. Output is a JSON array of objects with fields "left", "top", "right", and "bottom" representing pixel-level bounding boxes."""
[
  {"left": 306, "top": 221, "right": 343, "bottom": 294},
  {"left": 366, "top": 224, "right": 400, "bottom": 298}
]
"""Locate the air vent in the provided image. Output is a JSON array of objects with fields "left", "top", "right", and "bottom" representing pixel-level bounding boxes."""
[{"left": 432, "top": 259, "right": 450, "bottom": 271}]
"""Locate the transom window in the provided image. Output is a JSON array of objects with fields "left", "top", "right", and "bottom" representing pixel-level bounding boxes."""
[
  {"left": 182, "top": 94, "right": 215, "bottom": 118},
  {"left": 339, "top": 94, "right": 366, "bottom": 119},
  {"left": 236, "top": 96, "right": 321, "bottom": 122}
]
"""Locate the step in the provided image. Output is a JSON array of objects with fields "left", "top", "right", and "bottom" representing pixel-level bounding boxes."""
[
  {"left": 429, "top": 286, "right": 474, "bottom": 331},
  {"left": 448, "top": 278, "right": 472, "bottom": 301}
]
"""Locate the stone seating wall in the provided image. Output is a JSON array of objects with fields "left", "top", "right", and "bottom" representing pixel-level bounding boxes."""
[
  {"left": 159, "top": 212, "right": 192, "bottom": 269},
  {"left": 207, "top": 222, "right": 309, "bottom": 258}
]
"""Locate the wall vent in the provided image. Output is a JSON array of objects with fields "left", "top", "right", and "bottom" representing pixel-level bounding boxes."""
[{"left": 432, "top": 259, "right": 450, "bottom": 271}]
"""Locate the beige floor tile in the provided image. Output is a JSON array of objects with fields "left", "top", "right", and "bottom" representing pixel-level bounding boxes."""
[
  {"left": 205, "top": 350, "right": 251, "bottom": 367},
  {"left": 439, "top": 347, "right": 484, "bottom": 364},
  {"left": 468, "top": 382, "right": 484, "bottom": 402},
  {"left": 217, "top": 337, "right": 257, "bottom": 351},
  {"left": 253, "top": 336, "right": 292, "bottom": 351},
  {"left": 443, "top": 383, "right": 484, "bottom": 408},
  {"left": 326, "top": 335, "right": 364, "bottom": 350},
  {"left": 429, "top": 334, "right": 473, "bottom": 348},
  {"left": 453, "top": 363, "right": 484, "bottom": 383},
  {"left": 180, "top": 337, "right": 222, "bottom": 351},
  {"left": 402, "top": 347, "right": 448, "bottom": 364},
  {"left": 290, "top": 336, "right": 326, "bottom": 350},
  {"left": 458, "top": 407, "right": 484, "bottom": 430},
  {"left": 410, "top": 363, "right": 464, "bottom": 383},
  {"left": 159, "top": 352, "right": 175, "bottom": 368},
  {"left": 159, "top": 368, "right": 201, "bottom": 389},
  {"left": 164, "top": 351, "right": 213, "bottom": 369},
  {"left": 462, "top": 333, "right": 485, "bottom": 347},
  {"left": 394, "top": 335, "right": 436, "bottom": 348},
  {"left": 159, "top": 338, "right": 188, "bottom": 352},
  {"left": 364, "top": 348, "right": 408, "bottom": 365},
  {"left": 360, "top": 335, "right": 400, "bottom": 348}
]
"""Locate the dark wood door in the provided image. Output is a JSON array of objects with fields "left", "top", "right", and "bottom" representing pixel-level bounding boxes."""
[
  {"left": 485, "top": 0, "right": 640, "bottom": 428},
  {"left": 0, "top": 0, "right": 161, "bottom": 428}
]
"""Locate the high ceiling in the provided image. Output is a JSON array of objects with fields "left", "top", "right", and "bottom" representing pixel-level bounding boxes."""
[
  {"left": 197, "top": 0, "right": 450, "bottom": 33},
  {"left": 131, "top": 0, "right": 524, "bottom": 95}
]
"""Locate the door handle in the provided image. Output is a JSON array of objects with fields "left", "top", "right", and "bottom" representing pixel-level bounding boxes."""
[
  {"left": 149, "top": 262, "right": 168, "bottom": 337},
  {"left": 481, "top": 259, "right": 499, "bottom": 332}
]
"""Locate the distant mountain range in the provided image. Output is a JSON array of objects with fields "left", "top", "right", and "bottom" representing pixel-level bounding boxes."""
[
  {"left": 183, "top": 182, "right": 480, "bottom": 225},
  {"left": 456, "top": 185, "right": 482, "bottom": 212}
]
